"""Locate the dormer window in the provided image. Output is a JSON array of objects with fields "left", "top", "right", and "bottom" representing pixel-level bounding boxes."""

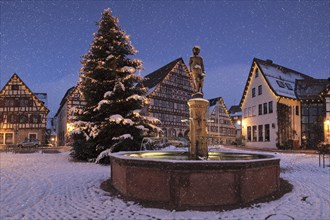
[
  {"left": 276, "top": 80, "right": 285, "bottom": 88},
  {"left": 285, "top": 83, "right": 293, "bottom": 90}
]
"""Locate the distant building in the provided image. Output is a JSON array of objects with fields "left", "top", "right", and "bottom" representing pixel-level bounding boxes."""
[
  {"left": 208, "top": 97, "right": 236, "bottom": 145},
  {"left": 228, "top": 105, "right": 242, "bottom": 143},
  {"left": 240, "top": 58, "right": 329, "bottom": 149},
  {"left": 143, "top": 58, "right": 194, "bottom": 137},
  {"left": 0, "top": 73, "right": 49, "bottom": 148},
  {"left": 54, "top": 86, "right": 86, "bottom": 146}
]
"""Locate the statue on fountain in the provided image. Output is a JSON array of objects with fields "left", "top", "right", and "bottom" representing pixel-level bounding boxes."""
[
  {"left": 187, "top": 46, "right": 209, "bottom": 159},
  {"left": 189, "top": 46, "right": 206, "bottom": 98}
]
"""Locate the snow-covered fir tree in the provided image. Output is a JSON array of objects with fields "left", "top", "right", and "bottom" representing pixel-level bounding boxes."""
[{"left": 71, "top": 9, "right": 160, "bottom": 162}]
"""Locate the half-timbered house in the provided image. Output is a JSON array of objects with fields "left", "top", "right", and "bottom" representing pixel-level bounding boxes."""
[
  {"left": 54, "top": 86, "right": 86, "bottom": 146},
  {"left": 0, "top": 73, "right": 49, "bottom": 148},
  {"left": 208, "top": 97, "right": 236, "bottom": 145},
  {"left": 143, "top": 58, "right": 194, "bottom": 137}
]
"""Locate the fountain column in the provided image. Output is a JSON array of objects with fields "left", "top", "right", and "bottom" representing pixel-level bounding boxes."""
[
  {"left": 188, "top": 46, "right": 209, "bottom": 159},
  {"left": 188, "top": 98, "right": 209, "bottom": 159}
]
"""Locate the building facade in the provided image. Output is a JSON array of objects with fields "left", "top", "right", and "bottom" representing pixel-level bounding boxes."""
[
  {"left": 295, "top": 79, "right": 329, "bottom": 148},
  {"left": 54, "top": 86, "right": 86, "bottom": 146},
  {"left": 0, "top": 73, "right": 49, "bottom": 148},
  {"left": 240, "top": 58, "right": 328, "bottom": 149},
  {"left": 228, "top": 105, "right": 242, "bottom": 144},
  {"left": 143, "top": 58, "right": 194, "bottom": 137},
  {"left": 208, "top": 97, "right": 236, "bottom": 145}
]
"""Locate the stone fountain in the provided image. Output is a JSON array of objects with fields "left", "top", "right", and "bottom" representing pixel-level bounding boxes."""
[{"left": 109, "top": 47, "right": 280, "bottom": 210}]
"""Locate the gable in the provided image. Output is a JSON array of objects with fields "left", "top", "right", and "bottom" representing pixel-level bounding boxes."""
[
  {"left": 209, "top": 97, "right": 235, "bottom": 128},
  {"left": 0, "top": 73, "right": 49, "bottom": 114},
  {"left": 240, "top": 58, "right": 314, "bottom": 107},
  {"left": 145, "top": 58, "right": 193, "bottom": 97},
  {"left": 143, "top": 58, "right": 183, "bottom": 90}
]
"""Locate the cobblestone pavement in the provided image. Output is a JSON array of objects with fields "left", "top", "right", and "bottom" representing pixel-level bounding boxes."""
[{"left": 0, "top": 149, "right": 329, "bottom": 219}]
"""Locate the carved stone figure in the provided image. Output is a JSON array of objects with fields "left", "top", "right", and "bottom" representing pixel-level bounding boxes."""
[{"left": 189, "top": 46, "right": 206, "bottom": 96}]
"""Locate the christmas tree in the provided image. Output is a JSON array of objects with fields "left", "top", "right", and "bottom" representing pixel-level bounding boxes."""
[{"left": 71, "top": 9, "right": 160, "bottom": 162}]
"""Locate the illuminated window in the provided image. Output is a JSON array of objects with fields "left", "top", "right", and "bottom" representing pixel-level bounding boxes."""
[
  {"left": 5, "top": 133, "right": 14, "bottom": 144},
  {"left": 0, "top": 133, "right": 4, "bottom": 144}
]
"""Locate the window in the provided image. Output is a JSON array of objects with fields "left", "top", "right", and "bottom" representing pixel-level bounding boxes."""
[
  {"left": 252, "top": 88, "right": 256, "bottom": 97},
  {"left": 247, "top": 126, "right": 251, "bottom": 141},
  {"left": 276, "top": 80, "right": 285, "bottom": 88},
  {"left": 19, "top": 115, "right": 28, "bottom": 123},
  {"left": 255, "top": 69, "right": 259, "bottom": 78},
  {"left": 252, "top": 126, "right": 257, "bottom": 142},
  {"left": 296, "top": 106, "right": 299, "bottom": 115},
  {"left": 30, "top": 114, "right": 41, "bottom": 124},
  {"left": 269, "top": 101, "right": 273, "bottom": 113},
  {"left": 29, "top": 133, "right": 37, "bottom": 140},
  {"left": 265, "top": 124, "right": 270, "bottom": 142},
  {"left": 4, "top": 98, "right": 15, "bottom": 107},
  {"left": 258, "top": 125, "right": 263, "bottom": 141},
  {"left": 19, "top": 99, "right": 33, "bottom": 107},
  {"left": 11, "top": 85, "right": 19, "bottom": 90},
  {"left": 263, "top": 103, "right": 268, "bottom": 114},
  {"left": 0, "top": 133, "right": 4, "bottom": 144},
  {"left": 258, "top": 85, "right": 262, "bottom": 95},
  {"left": 285, "top": 83, "right": 293, "bottom": 90},
  {"left": 5, "top": 133, "right": 14, "bottom": 144},
  {"left": 258, "top": 104, "right": 263, "bottom": 115},
  {"left": 252, "top": 106, "right": 256, "bottom": 116},
  {"left": 8, "top": 114, "right": 18, "bottom": 123}
]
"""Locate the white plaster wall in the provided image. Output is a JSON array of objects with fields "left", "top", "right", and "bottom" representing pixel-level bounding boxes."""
[
  {"left": 242, "top": 65, "right": 278, "bottom": 149},
  {"left": 56, "top": 103, "right": 68, "bottom": 146}
]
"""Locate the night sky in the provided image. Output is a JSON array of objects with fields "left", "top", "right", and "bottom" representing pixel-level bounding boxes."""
[{"left": 1, "top": 1, "right": 329, "bottom": 118}]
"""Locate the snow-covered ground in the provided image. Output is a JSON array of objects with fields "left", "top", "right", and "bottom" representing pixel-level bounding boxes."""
[{"left": 0, "top": 147, "right": 329, "bottom": 220}]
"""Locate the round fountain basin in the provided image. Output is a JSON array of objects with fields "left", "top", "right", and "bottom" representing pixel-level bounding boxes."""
[{"left": 109, "top": 151, "right": 280, "bottom": 210}]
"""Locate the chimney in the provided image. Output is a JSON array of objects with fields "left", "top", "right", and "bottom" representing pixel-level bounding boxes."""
[{"left": 265, "top": 59, "right": 273, "bottom": 64}]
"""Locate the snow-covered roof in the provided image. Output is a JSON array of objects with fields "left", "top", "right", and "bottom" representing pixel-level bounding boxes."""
[
  {"left": 257, "top": 59, "right": 312, "bottom": 99},
  {"left": 240, "top": 58, "right": 316, "bottom": 107},
  {"left": 143, "top": 58, "right": 183, "bottom": 94},
  {"left": 230, "top": 112, "right": 242, "bottom": 117},
  {"left": 295, "top": 78, "right": 329, "bottom": 100}
]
